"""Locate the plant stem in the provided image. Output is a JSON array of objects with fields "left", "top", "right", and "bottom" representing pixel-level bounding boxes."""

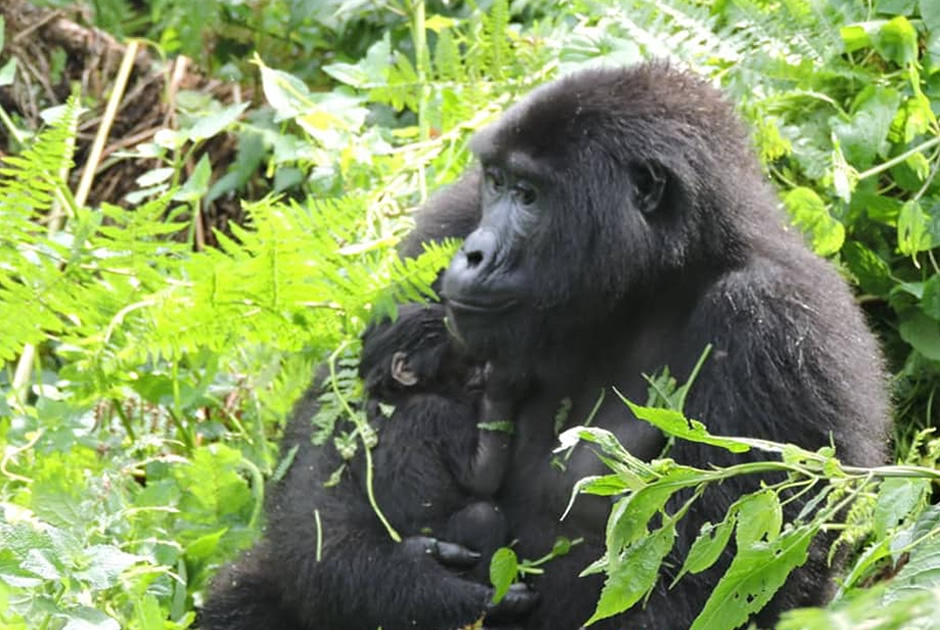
[
  {"left": 857, "top": 134, "right": 940, "bottom": 181},
  {"left": 328, "top": 342, "right": 401, "bottom": 542},
  {"left": 75, "top": 39, "right": 140, "bottom": 207}
]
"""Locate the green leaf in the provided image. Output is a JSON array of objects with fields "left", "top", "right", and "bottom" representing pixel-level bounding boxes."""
[
  {"left": 831, "top": 86, "right": 901, "bottom": 169},
  {"left": 782, "top": 187, "right": 845, "bottom": 256},
  {"left": 489, "top": 547, "right": 518, "bottom": 604},
  {"left": 607, "top": 486, "right": 675, "bottom": 553},
  {"left": 922, "top": 0, "right": 940, "bottom": 34},
  {"left": 874, "top": 477, "right": 930, "bottom": 539},
  {"left": 174, "top": 154, "right": 212, "bottom": 203},
  {"left": 842, "top": 241, "right": 894, "bottom": 296},
  {"left": 0, "top": 57, "right": 15, "bottom": 87},
  {"left": 184, "top": 529, "right": 227, "bottom": 563},
  {"left": 898, "top": 201, "right": 932, "bottom": 256},
  {"left": 899, "top": 312, "right": 940, "bottom": 361},
  {"left": 876, "top": 0, "right": 916, "bottom": 14},
  {"left": 134, "top": 595, "right": 165, "bottom": 630},
  {"left": 840, "top": 23, "right": 875, "bottom": 53},
  {"left": 922, "top": 275, "right": 940, "bottom": 320},
  {"left": 620, "top": 398, "right": 750, "bottom": 453},
  {"left": 735, "top": 490, "right": 783, "bottom": 547},
  {"left": 691, "top": 525, "right": 816, "bottom": 630},
  {"left": 75, "top": 545, "right": 143, "bottom": 590},
  {"left": 884, "top": 507, "right": 940, "bottom": 605},
  {"left": 61, "top": 607, "right": 120, "bottom": 630},
  {"left": 578, "top": 474, "right": 632, "bottom": 496},
  {"left": 187, "top": 102, "right": 249, "bottom": 142},
  {"left": 586, "top": 523, "right": 676, "bottom": 626},
  {"left": 675, "top": 513, "right": 737, "bottom": 582},
  {"left": 877, "top": 16, "right": 919, "bottom": 65}
]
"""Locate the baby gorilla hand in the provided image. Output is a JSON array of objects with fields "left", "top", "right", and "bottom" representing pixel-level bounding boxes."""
[
  {"left": 402, "top": 535, "right": 481, "bottom": 568},
  {"left": 485, "top": 583, "right": 539, "bottom": 627}
]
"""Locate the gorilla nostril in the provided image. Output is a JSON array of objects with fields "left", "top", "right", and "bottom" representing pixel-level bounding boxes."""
[{"left": 466, "top": 250, "right": 484, "bottom": 268}]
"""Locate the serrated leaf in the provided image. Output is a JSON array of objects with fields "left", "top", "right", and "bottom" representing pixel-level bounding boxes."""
[
  {"left": 585, "top": 523, "right": 675, "bottom": 625},
  {"left": 76, "top": 545, "right": 144, "bottom": 589},
  {"left": 783, "top": 187, "right": 845, "bottom": 256},
  {"left": 690, "top": 525, "right": 816, "bottom": 630},
  {"left": 884, "top": 507, "right": 940, "bottom": 604},
  {"left": 607, "top": 486, "right": 674, "bottom": 554},
  {"left": 874, "top": 477, "right": 930, "bottom": 539},
  {"left": 736, "top": 490, "right": 783, "bottom": 547},
  {"left": 676, "top": 514, "right": 737, "bottom": 582},
  {"left": 489, "top": 547, "right": 518, "bottom": 604},
  {"left": 21, "top": 548, "right": 61, "bottom": 580},
  {"left": 831, "top": 86, "right": 901, "bottom": 169},
  {"left": 620, "top": 398, "right": 750, "bottom": 453}
]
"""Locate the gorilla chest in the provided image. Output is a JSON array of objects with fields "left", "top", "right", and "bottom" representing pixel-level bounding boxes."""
[{"left": 501, "top": 384, "right": 664, "bottom": 536}]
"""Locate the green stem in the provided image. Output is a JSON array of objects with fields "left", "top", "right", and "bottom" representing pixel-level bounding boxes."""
[
  {"left": 857, "top": 135, "right": 940, "bottom": 181},
  {"left": 111, "top": 398, "right": 136, "bottom": 441},
  {"left": 328, "top": 342, "right": 401, "bottom": 542},
  {"left": 239, "top": 457, "right": 266, "bottom": 530},
  {"left": 410, "top": 0, "right": 430, "bottom": 202}
]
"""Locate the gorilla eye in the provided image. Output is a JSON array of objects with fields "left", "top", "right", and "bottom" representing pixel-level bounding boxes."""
[
  {"left": 514, "top": 182, "right": 537, "bottom": 206},
  {"left": 484, "top": 168, "right": 505, "bottom": 192}
]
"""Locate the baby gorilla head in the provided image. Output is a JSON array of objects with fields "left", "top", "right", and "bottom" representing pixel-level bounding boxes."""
[{"left": 358, "top": 302, "right": 483, "bottom": 399}]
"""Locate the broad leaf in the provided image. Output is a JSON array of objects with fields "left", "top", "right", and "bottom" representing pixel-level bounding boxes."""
[
  {"left": 586, "top": 523, "right": 676, "bottom": 626},
  {"left": 489, "top": 547, "right": 518, "bottom": 604},
  {"left": 691, "top": 525, "right": 816, "bottom": 630}
]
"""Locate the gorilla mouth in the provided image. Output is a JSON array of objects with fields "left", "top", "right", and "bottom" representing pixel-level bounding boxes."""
[{"left": 446, "top": 298, "right": 519, "bottom": 314}]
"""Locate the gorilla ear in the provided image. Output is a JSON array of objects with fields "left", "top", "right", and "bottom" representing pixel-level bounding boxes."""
[
  {"left": 632, "top": 162, "right": 667, "bottom": 215},
  {"left": 391, "top": 351, "right": 419, "bottom": 386}
]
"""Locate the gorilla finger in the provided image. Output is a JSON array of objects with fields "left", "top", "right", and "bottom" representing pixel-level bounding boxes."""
[
  {"left": 485, "top": 583, "right": 539, "bottom": 621},
  {"left": 400, "top": 536, "right": 481, "bottom": 567},
  {"left": 433, "top": 540, "right": 481, "bottom": 567}
]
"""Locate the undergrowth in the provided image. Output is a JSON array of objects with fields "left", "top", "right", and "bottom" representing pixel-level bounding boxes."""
[{"left": 1, "top": 1, "right": 939, "bottom": 629}]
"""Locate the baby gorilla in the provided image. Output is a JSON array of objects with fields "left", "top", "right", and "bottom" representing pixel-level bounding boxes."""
[
  {"left": 358, "top": 302, "right": 516, "bottom": 581},
  {"left": 199, "top": 302, "right": 532, "bottom": 630}
]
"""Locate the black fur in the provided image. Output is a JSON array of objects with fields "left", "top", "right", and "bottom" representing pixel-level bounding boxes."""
[
  {"left": 407, "top": 62, "right": 891, "bottom": 629},
  {"left": 205, "top": 62, "right": 891, "bottom": 630},
  {"left": 358, "top": 302, "right": 511, "bottom": 580},
  {"left": 201, "top": 304, "right": 522, "bottom": 630}
]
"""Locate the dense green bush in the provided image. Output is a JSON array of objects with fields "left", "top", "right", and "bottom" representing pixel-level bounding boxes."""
[{"left": 1, "top": 1, "right": 939, "bottom": 629}]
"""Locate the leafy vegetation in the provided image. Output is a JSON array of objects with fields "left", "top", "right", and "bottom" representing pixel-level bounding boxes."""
[{"left": 1, "top": 0, "right": 939, "bottom": 629}]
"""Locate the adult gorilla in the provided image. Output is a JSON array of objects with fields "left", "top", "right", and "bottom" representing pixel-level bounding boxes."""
[
  {"left": 401, "top": 62, "right": 890, "bottom": 629},
  {"left": 203, "top": 62, "right": 890, "bottom": 630}
]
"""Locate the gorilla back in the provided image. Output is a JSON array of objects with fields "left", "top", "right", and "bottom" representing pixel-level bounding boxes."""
[{"left": 408, "top": 62, "right": 891, "bottom": 629}]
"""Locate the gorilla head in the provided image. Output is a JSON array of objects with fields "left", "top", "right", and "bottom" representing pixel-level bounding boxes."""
[{"left": 441, "top": 64, "right": 769, "bottom": 364}]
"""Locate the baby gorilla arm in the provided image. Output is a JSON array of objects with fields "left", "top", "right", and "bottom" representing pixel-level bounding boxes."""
[{"left": 457, "top": 364, "right": 526, "bottom": 496}]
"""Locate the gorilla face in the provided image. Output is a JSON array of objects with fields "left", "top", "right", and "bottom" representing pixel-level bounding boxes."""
[{"left": 440, "top": 71, "right": 679, "bottom": 364}]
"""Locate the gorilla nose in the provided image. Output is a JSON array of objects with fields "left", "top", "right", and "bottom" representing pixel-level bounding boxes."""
[{"left": 461, "top": 229, "right": 497, "bottom": 271}]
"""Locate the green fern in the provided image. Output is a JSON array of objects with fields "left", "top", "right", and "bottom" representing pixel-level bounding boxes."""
[{"left": 0, "top": 97, "right": 80, "bottom": 361}]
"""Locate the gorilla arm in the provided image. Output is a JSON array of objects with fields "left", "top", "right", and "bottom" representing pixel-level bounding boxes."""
[{"left": 262, "top": 389, "right": 520, "bottom": 630}]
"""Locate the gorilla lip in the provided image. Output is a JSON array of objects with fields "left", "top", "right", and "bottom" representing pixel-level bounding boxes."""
[{"left": 445, "top": 297, "right": 519, "bottom": 314}]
